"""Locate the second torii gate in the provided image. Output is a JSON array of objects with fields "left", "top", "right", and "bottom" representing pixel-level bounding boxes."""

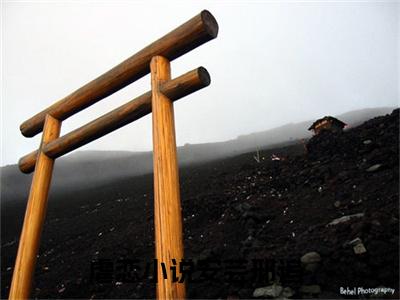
[{"left": 9, "top": 10, "right": 218, "bottom": 299}]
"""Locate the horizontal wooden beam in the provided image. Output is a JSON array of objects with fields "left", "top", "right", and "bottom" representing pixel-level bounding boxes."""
[
  {"left": 19, "top": 67, "right": 210, "bottom": 174},
  {"left": 20, "top": 10, "right": 218, "bottom": 138}
]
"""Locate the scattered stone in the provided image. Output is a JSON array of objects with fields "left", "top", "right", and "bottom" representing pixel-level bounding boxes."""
[
  {"left": 366, "top": 164, "right": 382, "bottom": 172},
  {"left": 301, "top": 251, "right": 321, "bottom": 272},
  {"left": 327, "top": 213, "right": 364, "bottom": 226},
  {"left": 3, "top": 109, "right": 398, "bottom": 299},
  {"left": 300, "top": 285, "right": 321, "bottom": 295},
  {"left": 353, "top": 243, "right": 367, "bottom": 254},
  {"left": 348, "top": 237, "right": 362, "bottom": 246},
  {"left": 2, "top": 240, "right": 16, "bottom": 247},
  {"left": 346, "top": 237, "right": 367, "bottom": 254},
  {"left": 253, "top": 283, "right": 283, "bottom": 298},
  {"left": 363, "top": 139, "right": 372, "bottom": 144},
  {"left": 301, "top": 251, "right": 321, "bottom": 264},
  {"left": 281, "top": 287, "right": 294, "bottom": 298}
]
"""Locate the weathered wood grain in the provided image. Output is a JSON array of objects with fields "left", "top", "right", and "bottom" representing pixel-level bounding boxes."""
[
  {"left": 20, "top": 10, "right": 218, "bottom": 138},
  {"left": 19, "top": 67, "right": 210, "bottom": 174},
  {"left": 151, "top": 56, "right": 185, "bottom": 299},
  {"left": 9, "top": 115, "right": 61, "bottom": 299}
]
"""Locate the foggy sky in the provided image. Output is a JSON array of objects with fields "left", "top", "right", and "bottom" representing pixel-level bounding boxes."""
[{"left": 1, "top": 1, "right": 399, "bottom": 166}]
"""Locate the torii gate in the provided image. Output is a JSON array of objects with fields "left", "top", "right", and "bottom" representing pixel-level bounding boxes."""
[{"left": 9, "top": 10, "right": 218, "bottom": 299}]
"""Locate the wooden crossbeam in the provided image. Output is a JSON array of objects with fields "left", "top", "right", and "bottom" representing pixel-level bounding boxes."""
[
  {"left": 18, "top": 67, "right": 210, "bottom": 173},
  {"left": 20, "top": 10, "right": 218, "bottom": 138}
]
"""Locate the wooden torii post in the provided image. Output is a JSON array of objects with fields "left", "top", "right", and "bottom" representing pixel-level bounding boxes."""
[{"left": 9, "top": 10, "right": 218, "bottom": 300}]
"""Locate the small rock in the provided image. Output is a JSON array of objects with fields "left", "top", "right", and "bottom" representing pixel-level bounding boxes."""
[
  {"left": 366, "top": 164, "right": 382, "bottom": 172},
  {"left": 301, "top": 252, "right": 321, "bottom": 272},
  {"left": 353, "top": 243, "right": 367, "bottom": 254},
  {"left": 253, "top": 283, "right": 283, "bottom": 298},
  {"left": 301, "top": 251, "right": 321, "bottom": 263},
  {"left": 346, "top": 237, "right": 367, "bottom": 254},
  {"left": 334, "top": 201, "right": 341, "bottom": 208},
  {"left": 300, "top": 285, "right": 321, "bottom": 295},
  {"left": 2, "top": 240, "right": 16, "bottom": 247},
  {"left": 281, "top": 286, "right": 294, "bottom": 298},
  {"left": 327, "top": 213, "right": 364, "bottom": 226},
  {"left": 363, "top": 139, "right": 372, "bottom": 144},
  {"left": 348, "top": 237, "right": 363, "bottom": 246}
]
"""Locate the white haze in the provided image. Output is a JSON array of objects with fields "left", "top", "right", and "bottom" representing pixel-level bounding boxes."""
[{"left": 1, "top": 0, "right": 399, "bottom": 166}]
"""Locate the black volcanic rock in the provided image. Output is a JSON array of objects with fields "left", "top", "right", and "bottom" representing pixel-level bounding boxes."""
[{"left": 1, "top": 109, "right": 398, "bottom": 299}]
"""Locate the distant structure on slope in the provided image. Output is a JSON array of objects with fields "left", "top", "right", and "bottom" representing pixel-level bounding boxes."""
[{"left": 308, "top": 116, "right": 347, "bottom": 135}]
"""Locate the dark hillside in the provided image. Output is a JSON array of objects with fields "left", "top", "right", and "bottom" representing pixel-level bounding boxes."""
[
  {"left": 1, "top": 107, "right": 394, "bottom": 206},
  {"left": 1, "top": 109, "right": 398, "bottom": 299}
]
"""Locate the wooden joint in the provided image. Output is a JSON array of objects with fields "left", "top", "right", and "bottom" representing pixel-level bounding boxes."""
[
  {"left": 18, "top": 67, "right": 210, "bottom": 174},
  {"left": 20, "top": 10, "right": 218, "bottom": 138}
]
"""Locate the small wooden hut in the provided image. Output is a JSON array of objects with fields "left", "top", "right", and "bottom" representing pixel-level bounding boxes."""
[{"left": 308, "top": 116, "right": 347, "bottom": 135}]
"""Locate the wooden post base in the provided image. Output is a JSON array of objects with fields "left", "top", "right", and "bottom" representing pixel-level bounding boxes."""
[{"left": 9, "top": 115, "right": 61, "bottom": 299}]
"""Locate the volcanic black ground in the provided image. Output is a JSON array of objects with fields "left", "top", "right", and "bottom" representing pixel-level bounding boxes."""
[{"left": 1, "top": 109, "right": 399, "bottom": 299}]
